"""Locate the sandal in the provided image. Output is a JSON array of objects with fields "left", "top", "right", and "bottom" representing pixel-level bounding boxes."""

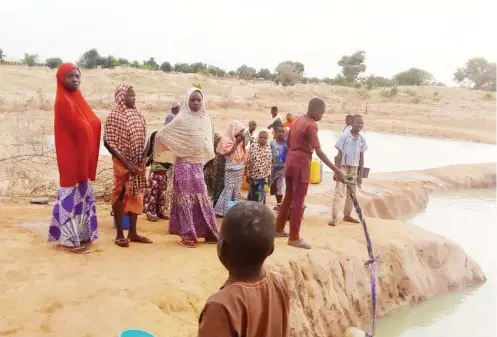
[
  {"left": 179, "top": 240, "right": 197, "bottom": 248},
  {"left": 343, "top": 216, "right": 360, "bottom": 224},
  {"left": 275, "top": 231, "right": 289, "bottom": 238},
  {"left": 146, "top": 213, "right": 159, "bottom": 222},
  {"left": 288, "top": 239, "right": 312, "bottom": 250},
  {"left": 60, "top": 245, "right": 91, "bottom": 254},
  {"left": 114, "top": 238, "right": 129, "bottom": 248},
  {"left": 128, "top": 235, "right": 153, "bottom": 244}
]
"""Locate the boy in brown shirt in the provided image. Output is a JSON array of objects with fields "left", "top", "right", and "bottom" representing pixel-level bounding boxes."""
[
  {"left": 198, "top": 201, "right": 290, "bottom": 337},
  {"left": 275, "top": 98, "right": 345, "bottom": 249}
]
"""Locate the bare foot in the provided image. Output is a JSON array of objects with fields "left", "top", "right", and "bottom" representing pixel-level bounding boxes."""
[
  {"left": 328, "top": 216, "right": 337, "bottom": 227},
  {"left": 288, "top": 239, "right": 311, "bottom": 249},
  {"left": 343, "top": 215, "right": 360, "bottom": 223}
]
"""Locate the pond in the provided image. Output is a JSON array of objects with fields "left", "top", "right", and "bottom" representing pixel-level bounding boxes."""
[{"left": 375, "top": 188, "right": 496, "bottom": 337}]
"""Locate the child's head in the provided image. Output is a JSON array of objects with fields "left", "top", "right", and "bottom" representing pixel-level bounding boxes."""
[
  {"left": 351, "top": 114, "right": 363, "bottom": 132},
  {"left": 249, "top": 120, "right": 257, "bottom": 133},
  {"left": 307, "top": 98, "right": 325, "bottom": 121},
  {"left": 286, "top": 113, "right": 294, "bottom": 122},
  {"left": 345, "top": 114, "right": 353, "bottom": 126},
  {"left": 257, "top": 131, "right": 268, "bottom": 146},
  {"left": 218, "top": 201, "right": 275, "bottom": 272},
  {"left": 274, "top": 125, "right": 285, "bottom": 140},
  {"left": 271, "top": 106, "right": 278, "bottom": 118}
]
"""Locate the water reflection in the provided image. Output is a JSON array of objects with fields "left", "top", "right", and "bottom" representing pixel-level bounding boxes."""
[{"left": 375, "top": 189, "right": 496, "bottom": 337}]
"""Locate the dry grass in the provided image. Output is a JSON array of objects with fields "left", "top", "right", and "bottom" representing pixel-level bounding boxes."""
[{"left": 0, "top": 66, "right": 495, "bottom": 198}]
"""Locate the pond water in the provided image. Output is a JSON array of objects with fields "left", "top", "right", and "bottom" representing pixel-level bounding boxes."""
[
  {"left": 44, "top": 129, "right": 495, "bottom": 171},
  {"left": 316, "top": 130, "right": 496, "bottom": 173},
  {"left": 375, "top": 188, "right": 496, "bottom": 337}
]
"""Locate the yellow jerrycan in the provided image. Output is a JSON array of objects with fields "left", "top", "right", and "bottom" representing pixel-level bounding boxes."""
[{"left": 309, "top": 158, "right": 323, "bottom": 184}]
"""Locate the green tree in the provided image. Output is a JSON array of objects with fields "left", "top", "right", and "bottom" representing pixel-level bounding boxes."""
[
  {"left": 23, "top": 53, "right": 38, "bottom": 67},
  {"left": 337, "top": 50, "right": 366, "bottom": 83},
  {"left": 174, "top": 63, "right": 194, "bottom": 73},
  {"left": 100, "top": 55, "right": 118, "bottom": 69},
  {"left": 228, "top": 70, "right": 237, "bottom": 77},
  {"left": 207, "top": 65, "right": 226, "bottom": 77},
  {"left": 190, "top": 62, "right": 207, "bottom": 73},
  {"left": 143, "top": 57, "right": 159, "bottom": 70},
  {"left": 236, "top": 65, "right": 257, "bottom": 79},
  {"left": 454, "top": 58, "right": 496, "bottom": 91},
  {"left": 117, "top": 58, "right": 130, "bottom": 66},
  {"left": 275, "top": 61, "right": 304, "bottom": 86},
  {"left": 364, "top": 75, "right": 393, "bottom": 89},
  {"left": 256, "top": 68, "right": 272, "bottom": 80},
  {"left": 130, "top": 61, "right": 141, "bottom": 68},
  {"left": 160, "top": 62, "right": 172, "bottom": 72},
  {"left": 77, "top": 49, "right": 101, "bottom": 69},
  {"left": 0, "top": 48, "right": 4, "bottom": 62},
  {"left": 45, "top": 57, "right": 63, "bottom": 69},
  {"left": 394, "top": 68, "right": 433, "bottom": 86}
]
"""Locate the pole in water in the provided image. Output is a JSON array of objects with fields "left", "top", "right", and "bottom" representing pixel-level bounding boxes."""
[{"left": 345, "top": 327, "right": 370, "bottom": 337}]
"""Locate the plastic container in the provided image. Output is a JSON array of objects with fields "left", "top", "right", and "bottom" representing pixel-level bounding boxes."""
[
  {"left": 309, "top": 159, "right": 323, "bottom": 184},
  {"left": 227, "top": 200, "right": 239, "bottom": 210},
  {"left": 119, "top": 329, "right": 155, "bottom": 337},
  {"left": 114, "top": 215, "right": 130, "bottom": 230}
]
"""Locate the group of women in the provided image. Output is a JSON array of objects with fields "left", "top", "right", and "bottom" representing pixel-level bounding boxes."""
[{"left": 48, "top": 63, "right": 249, "bottom": 253}]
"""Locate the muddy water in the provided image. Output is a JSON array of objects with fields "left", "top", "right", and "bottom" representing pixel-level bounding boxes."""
[
  {"left": 375, "top": 188, "right": 496, "bottom": 337},
  {"left": 316, "top": 130, "right": 496, "bottom": 173}
]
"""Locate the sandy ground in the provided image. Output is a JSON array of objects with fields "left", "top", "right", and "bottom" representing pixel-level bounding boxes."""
[{"left": 0, "top": 163, "right": 494, "bottom": 337}]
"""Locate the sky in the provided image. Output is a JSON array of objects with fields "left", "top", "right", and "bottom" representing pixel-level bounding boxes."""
[{"left": 0, "top": 0, "right": 495, "bottom": 85}]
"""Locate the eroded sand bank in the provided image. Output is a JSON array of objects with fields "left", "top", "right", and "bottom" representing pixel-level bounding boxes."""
[{"left": 0, "top": 163, "right": 494, "bottom": 337}]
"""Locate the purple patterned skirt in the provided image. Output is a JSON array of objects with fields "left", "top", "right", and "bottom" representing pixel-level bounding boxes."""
[
  {"left": 48, "top": 180, "right": 98, "bottom": 247},
  {"left": 169, "top": 159, "right": 219, "bottom": 241}
]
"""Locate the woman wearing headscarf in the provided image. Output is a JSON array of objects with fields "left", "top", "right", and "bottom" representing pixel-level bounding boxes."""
[
  {"left": 157, "top": 88, "right": 218, "bottom": 248},
  {"left": 48, "top": 63, "right": 101, "bottom": 254},
  {"left": 213, "top": 120, "right": 246, "bottom": 217},
  {"left": 104, "top": 83, "right": 152, "bottom": 247}
]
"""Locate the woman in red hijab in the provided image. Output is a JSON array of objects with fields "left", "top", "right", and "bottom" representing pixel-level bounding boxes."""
[{"left": 47, "top": 63, "right": 101, "bottom": 254}]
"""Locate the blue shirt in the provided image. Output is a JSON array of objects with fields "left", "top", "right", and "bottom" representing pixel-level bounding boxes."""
[{"left": 270, "top": 139, "right": 287, "bottom": 168}]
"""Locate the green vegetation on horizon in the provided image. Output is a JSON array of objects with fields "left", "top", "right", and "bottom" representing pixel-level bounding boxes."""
[{"left": 0, "top": 47, "right": 495, "bottom": 92}]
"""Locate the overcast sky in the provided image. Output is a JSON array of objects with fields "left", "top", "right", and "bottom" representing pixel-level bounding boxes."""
[{"left": 1, "top": 0, "right": 495, "bottom": 84}]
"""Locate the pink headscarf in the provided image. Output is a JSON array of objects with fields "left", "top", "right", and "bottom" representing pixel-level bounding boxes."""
[{"left": 216, "top": 120, "right": 246, "bottom": 161}]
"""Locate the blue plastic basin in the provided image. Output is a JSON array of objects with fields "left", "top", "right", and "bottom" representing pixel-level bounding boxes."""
[{"left": 119, "top": 329, "right": 155, "bottom": 337}]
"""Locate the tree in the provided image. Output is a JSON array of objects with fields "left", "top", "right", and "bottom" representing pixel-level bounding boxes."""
[
  {"left": 160, "top": 62, "right": 172, "bottom": 72},
  {"left": 77, "top": 49, "right": 101, "bottom": 69},
  {"left": 174, "top": 62, "right": 194, "bottom": 73},
  {"left": 207, "top": 65, "right": 226, "bottom": 77},
  {"left": 117, "top": 58, "right": 130, "bottom": 66},
  {"left": 130, "top": 61, "right": 141, "bottom": 68},
  {"left": 23, "top": 53, "right": 38, "bottom": 67},
  {"left": 394, "top": 68, "right": 433, "bottom": 86},
  {"left": 364, "top": 75, "right": 393, "bottom": 89},
  {"left": 45, "top": 58, "right": 63, "bottom": 69},
  {"left": 228, "top": 70, "right": 237, "bottom": 77},
  {"left": 256, "top": 68, "right": 272, "bottom": 80},
  {"left": 0, "top": 48, "right": 4, "bottom": 62},
  {"left": 454, "top": 58, "right": 496, "bottom": 91},
  {"left": 100, "top": 55, "right": 118, "bottom": 69},
  {"left": 337, "top": 50, "right": 366, "bottom": 83},
  {"left": 236, "top": 65, "right": 257, "bottom": 79},
  {"left": 275, "top": 61, "right": 304, "bottom": 86},
  {"left": 143, "top": 57, "right": 159, "bottom": 71},
  {"left": 190, "top": 62, "right": 207, "bottom": 73}
]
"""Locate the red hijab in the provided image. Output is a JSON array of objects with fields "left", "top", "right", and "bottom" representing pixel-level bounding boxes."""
[{"left": 54, "top": 63, "right": 101, "bottom": 187}]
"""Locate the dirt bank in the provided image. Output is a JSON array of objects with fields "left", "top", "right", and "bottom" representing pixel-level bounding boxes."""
[{"left": 0, "top": 163, "right": 494, "bottom": 337}]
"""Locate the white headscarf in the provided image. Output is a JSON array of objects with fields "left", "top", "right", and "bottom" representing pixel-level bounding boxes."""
[{"left": 156, "top": 88, "right": 215, "bottom": 165}]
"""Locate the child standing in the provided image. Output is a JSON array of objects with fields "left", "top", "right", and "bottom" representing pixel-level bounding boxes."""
[
  {"left": 270, "top": 125, "right": 287, "bottom": 208},
  {"left": 330, "top": 114, "right": 367, "bottom": 226},
  {"left": 267, "top": 106, "right": 283, "bottom": 130},
  {"left": 143, "top": 131, "right": 174, "bottom": 221},
  {"left": 245, "top": 131, "right": 272, "bottom": 203},
  {"left": 342, "top": 114, "right": 353, "bottom": 134},
  {"left": 198, "top": 201, "right": 290, "bottom": 337},
  {"left": 214, "top": 120, "right": 246, "bottom": 216}
]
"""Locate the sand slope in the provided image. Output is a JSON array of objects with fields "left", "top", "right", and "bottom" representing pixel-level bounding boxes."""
[{"left": 0, "top": 163, "right": 494, "bottom": 337}]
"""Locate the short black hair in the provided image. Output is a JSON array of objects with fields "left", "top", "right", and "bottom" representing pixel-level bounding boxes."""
[
  {"left": 353, "top": 114, "right": 363, "bottom": 120},
  {"left": 308, "top": 98, "right": 325, "bottom": 112},
  {"left": 221, "top": 201, "right": 275, "bottom": 267},
  {"left": 346, "top": 114, "right": 353, "bottom": 119},
  {"left": 258, "top": 130, "right": 268, "bottom": 137},
  {"left": 271, "top": 106, "right": 278, "bottom": 112}
]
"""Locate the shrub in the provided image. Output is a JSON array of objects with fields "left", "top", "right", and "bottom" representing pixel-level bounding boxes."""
[
  {"left": 481, "top": 92, "right": 495, "bottom": 101},
  {"left": 411, "top": 96, "right": 421, "bottom": 104},
  {"left": 380, "top": 86, "right": 398, "bottom": 98},
  {"left": 45, "top": 58, "right": 63, "bottom": 69},
  {"left": 192, "top": 81, "right": 203, "bottom": 89},
  {"left": 394, "top": 68, "right": 433, "bottom": 86}
]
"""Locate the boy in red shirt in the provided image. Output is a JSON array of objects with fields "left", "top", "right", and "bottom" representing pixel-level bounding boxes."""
[{"left": 275, "top": 98, "right": 345, "bottom": 249}]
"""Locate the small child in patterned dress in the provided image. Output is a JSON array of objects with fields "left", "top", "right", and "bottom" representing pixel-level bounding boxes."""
[{"left": 245, "top": 131, "right": 272, "bottom": 203}]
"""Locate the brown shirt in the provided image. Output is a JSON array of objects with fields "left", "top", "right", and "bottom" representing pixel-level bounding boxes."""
[
  {"left": 284, "top": 115, "right": 321, "bottom": 183},
  {"left": 198, "top": 272, "right": 290, "bottom": 337}
]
